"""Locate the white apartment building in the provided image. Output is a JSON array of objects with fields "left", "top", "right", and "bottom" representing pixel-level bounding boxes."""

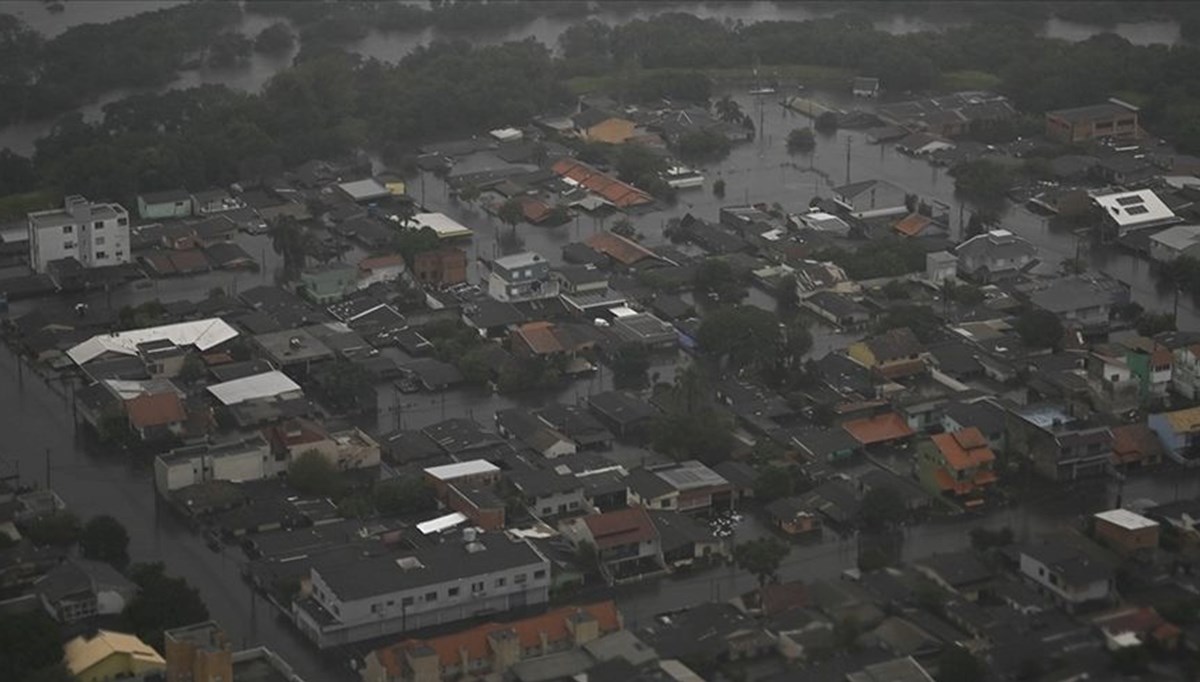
[{"left": 28, "top": 195, "right": 131, "bottom": 273}]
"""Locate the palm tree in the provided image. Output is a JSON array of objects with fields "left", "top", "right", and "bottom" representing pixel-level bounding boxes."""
[
  {"left": 268, "top": 215, "right": 305, "bottom": 280},
  {"left": 715, "top": 95, "right": 744, "bottom": 124}
]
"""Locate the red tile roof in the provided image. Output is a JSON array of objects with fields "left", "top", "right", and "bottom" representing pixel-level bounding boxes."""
[
  {"left": 359, "top": 254, "right": 407, "bottom": 272},
  {"left": 518, "top": 197, "right": 553, "bottom": 224},
  {"left": 125, "top": 392, "right": 186, "bottom": 429},
  {"left": 1111, "top": 423, "right": 1163, "bottom": 465},
  {"left": 841, "top": 412, "right": 914, "bottom": 445},
  {"left": 583, "top": 506, "right": 657, "bottom": 550},
  {"left": 893, "top": 213, "right": 933, "bottom": 237},
  {"left": 514, "top": 321, "right": 565, "bottom": 355},
  {"left": 552, "top": 158, "right": 652, "bottom": 209},
  {"left": 932, "top": 428, "right": 996, "bottom": 471},
  {"left": 584, "top": 231, "right": 657, "bottom": 266},
  {"left": 374, "top": 602, "right": 621, "bottom": 675}
]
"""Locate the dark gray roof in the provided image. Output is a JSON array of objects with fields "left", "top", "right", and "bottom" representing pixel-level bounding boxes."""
[
  {"left": 941, "top": 399, "right": 1007, "bottom": 436},
  {"left": 464, "top": 299, "right": 525, "bottom": 330},
  {"left": 790, "top": 428, "right": 860, "bottom": 458},
  {"left": 37, "top": 557, "right": 136, "bottom": 602},
  {"left": 864, "top": 327, "right": 924, "bottom": 363},
  {"left": 627, "top": 467, "right": 675, "bottom": 500},
  {"left": 555, "top": 265, "right": 608, "bottom": 287},
  {"left": 815, "top": 352, "right": 877, "bottom": 398},
  {"left": 927, "top": 341, "right": 983, "bottom": 377},
  {"left": 917, "top": 550, "right": 993, "bottom": 588},
  {"left": 1047, "top": 102, "right": 1136, "bottom": 123},
  {"left": 140, "top": 188, "right": 191, "bottom": 204},
  {"left": 1020, "top": 543, "right": 1113, "bottom": 586},
  {"left": 421, "top": 418, "right": 501, "bottom": 454},
  {"left": 401, "top": 358, "right": 464, "bottom": 389},
  {"left": 649, "top": 510, "right": 717, "bottom": 552},
  {"left": 807, "top": 290, "right": 869, "bottom": 319},
  {"left": 587, "top": 391, "right": 657, "bottom": 427},
  {"left": 311, "top": 534, "right": 546, "bottom": 601},
  {"left": 537, "top": 404, "right": 612, "bottom": 445},
  {"left": 509, "top": 469, "right": 582, "bottom": 498}
]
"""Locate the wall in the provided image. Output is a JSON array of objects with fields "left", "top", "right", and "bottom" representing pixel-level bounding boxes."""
[
  {"left": 155, "top": 455, "right": 202, "bottom": 494},
  {"left": 1095, "top": 519, "right": 1160, "bottom": 555}
]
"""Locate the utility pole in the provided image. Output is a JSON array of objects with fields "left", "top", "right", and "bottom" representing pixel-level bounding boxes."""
[
  {"left": 44, "top": 448, "right": 50, "bottom": 489},
  {"left": 844, "top": 136, "right": 852, "bottom": 185},
  {"left": 1175, "top": 287, "right": 1182, "bottom": 321}
]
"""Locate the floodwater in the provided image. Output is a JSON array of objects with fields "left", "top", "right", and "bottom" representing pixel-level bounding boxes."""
[{"left": 0, "top": 1, "right": 1187, "bottom": 153}]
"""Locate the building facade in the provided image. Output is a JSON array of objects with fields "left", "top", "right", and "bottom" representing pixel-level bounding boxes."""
[
  {"left": 29, "top": 195, "right": 131, "bottom": 273},
  {"left": 487, "top": 252, "right": 559, "bottom": 303}
]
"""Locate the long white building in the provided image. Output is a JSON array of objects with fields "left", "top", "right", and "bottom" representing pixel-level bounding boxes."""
[{"left": 28, "top": 195, "right": 131, "bottom": 273}]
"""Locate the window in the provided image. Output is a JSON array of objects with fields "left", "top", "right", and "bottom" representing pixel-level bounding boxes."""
[
  {"left": 93, "top": 221, "right": 102, "bottom": 229},
  {"left": 62, "top": 225, "right": 73, "bottom": 234},
  {"left": 541, "top": 507, "right": 552, "bottom": 515},
  {"left": 95, "top": 236, "right": 105, "bottom": 246},
  {"left": 569, "top": 501, "right": 579, "bottom": 509},
  {"left": 534, "top": 569, "right": 547, "bottom": 579},
  {"left": 425, "top": 591, "right": 437, "bottom": 602},
  {"left": 514, "top": 573, "right": 527, "bottom": 584},
  {"left": 495, "top": 577, "right": 506, "bottom": 588},
  {"left": 115, "top": 251, "right": 124, "bottom": 258},
  {"left": 401, "top": 596, "right": 414, "bottom": 607},
  {"left": 387, "top": 600, "right": 395, "bottom": 606},
  {"left": 448, "top": 587, "right": 460, "bottom": 597},
  {"left": 63, "top": 241, "right": 76, "bottom": 249},
  {"left": 95, "top": 252, "right": 107, "bottom": 259},
  {"left": 471, "top": 581, "right": 484, "bottom": 593}
]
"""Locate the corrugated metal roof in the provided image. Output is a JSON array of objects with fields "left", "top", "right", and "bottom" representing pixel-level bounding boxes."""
[
  {"left": 206, "top": 370, "right": 301, "bottom": 406},
  {"left": 67, "top": 318, "right": 238, "bottom": 366}
]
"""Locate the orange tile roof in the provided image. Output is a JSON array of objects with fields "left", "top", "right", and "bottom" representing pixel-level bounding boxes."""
[
  {"left": 514, "top": 321, "right": 565, "bottom": 355},
  {"left": 125, "top": 392, "right": 186, "bottom": 429},
  {"left": 552, "top": 159, "right": 652, "bottom": 209},
  {"left": 359, "top": 254, "right": 407, "bottom": 271},
  {"left": 932, "top": 428, "right": 996, "bottom": 471},
  {"left": 893, "top": 212, "right": 933, "bottom": 237},
  {"left": 585, "top": 118, "right": 637, "bottom": 145},
  {"left": 583, "top": 506, "right": 657, "bottom": 550},
  {"left": 518, "top": 197, "right": 553, "bottom": 224},
  {"left": 841, "top": 412, "right": 914, "bottom": 445},
  {"left": 584, "top": 231, "right": 657, "bottom": 266},
  {"left": 1111, "top": 423, "right": 1163, "bottom": 465},
  {"left": 374, "top": 602, "right": 621, "bottom": 675}
]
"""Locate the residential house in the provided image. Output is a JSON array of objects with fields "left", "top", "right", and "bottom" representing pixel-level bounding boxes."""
[
  {"left": 137, "top": 189, "right": 193, "bottom": 220},
  {"left": 508, "top": 469, "right": 586, "bottom": 519},
  {"left": 941, "top": 399, "right": 1007, "bottom": 453},
  {"left": 124, "top": 389, "right": 188, "bottom": 441},
  {"left": 1172, "top": 342, "right": 1200, "bottom": 399},
  {"left": 848, "top": 328, "right": 928, "bottom": 379},
  {"left": 914, "top": 551, "right": 993, "bottom": 601},
  {"left": 629, "top": 460, "right": 734, "bottom": 513},
  {"left": 1148, "top": 406, "right": 1200, "bottom": 466},
  {"left": 794, "top": 209, "right": 852, "bottom": 237},
  {"left": 918, "top": 428, "right": 997, "bottom": 507},
  {"left": 64, "top": 630, "right": 166, "bottom": 682},
  {"left": 262, "top": 419, "right": 381, "bottom": 470},
  {"left": 562, "top": 506, "right": 664, "bottom": 583},
  {"left": 536, "top": 404, "right": 614, "bottom": 450},
  {"left": 846, "top": 656, "right": 935, "bottom": 682},
  {"left": 793, "top": 260, "right": 850, "bottom": 296},
  {"left": 842, "top": 412, "right": 916, "bottom": 449},
  {"left": 488, "top": 252, "right": 559, "bottom": 303},
  {"left": 955, "top": 229, "right": 1038, "bottom": 282},
  {"left": 1110, "top": 423, "right": 1163, "bottom": 469},
  {"left": 803, "top": 291, "right": 871, "bottom": 329},
  {"left": 552, "top": 159, "right": 653, "bottom": 210},
  {"left": 788, "top": 427, "right": 861, "bottom": 464},
  {"left": 852, "top": 76, "right": 881, "bottom": 98},
  {"left": 411, "top": 212, "right": 473, "bottom": 240},
  {"left": 1020, "top": 274, "right": 1131, "bottom": 332},
  {"left": 153, "top": 435, "right": 277, "bottom": 495},
  {"left": 875, "top": 91, "right": 1016, "bottom": 137},
  {"left": 926, "top": 251, "right": 957, "bottom": 284},
  {"left": 892, "top": 212, "right": 945, "bottom": 238},
  {"left": 765, "top": 497, "right": 822, "bottom": 536},
  {"left": 583, "top": 231, "right": 660, "bottom": 268},
  {"left": 586, "top": 391, "right": 657, "bottom": 440},
  {"left": 361, "top": 601, "right": 621, "bottom": 682},
  {"left": 1093, "top": 189, "right": 1179, "bottom": 240},
  {"left": 831, "top": 179, "right": 911, "bottom": 218},
  {"left": 294, "top": 531, "right": 551, "bottom": 648},
  {"left": 575, "top": 110, "right": 638, "bottom": 145},
  {"left": 1148, "top": 224, "right": 1200, "bottom": 263},
  {"left": 37, "top": 557, "right": 138, "bottom": 623},
  {"left": 423, "top": 460, "right": 502, "bottom": 501},
  {"left": 299, "top": 263, "right": 359, "bottom": 304},
  {"left": 191, "top": 187, "right": 242, "bottom": 215},
  {"left": 495, "top": 409, "right": 577, "bottom": 459},
  {"left": 337, "top": 178, "right": 391, "bottom": 204},
  {"left": 1120, "top": 336, "right": 1172, "bottom": 399},
  {"left": 413, "top": 247, "right": 468, "bottom": 287},
  {"left": 650, "top": 510, "right": 727, "bottom": 569},
  {"left": 358, "top": 254, "right": 407, "bottom": 289},
  {"left": 1007, "top": 404, "right": 1112, "bottom": 480},
  {"left": 1045, "top": 100, "right": 1139, "bottom": 143},
  {"left": 611, "top": 312, "right": 677, "bottom": 350},
  {"left": 445, "top": 483, "right": 506, "bottom": 532},
  {"left": 29, "top": 195, "right": 131, "bottom": 273},
  {"left": 1093, "top": 509, "right": 1159, "bottom": 557},
  {"left": 1018, "top": 543, "right": 1114, "bottom": 610}
]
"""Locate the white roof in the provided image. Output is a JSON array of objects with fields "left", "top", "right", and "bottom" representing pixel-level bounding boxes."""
[
  {"left": 207, "top": 370, "right": 301, "bottom": 406},
  {"left": 337, "top": 178, "right": 390, "bottom": 201},
  {"left": 423, "top": 459, "right": 499, "bottom": 481},
  {"left": 1094, "top": 508, "right": 1158, "bottom": 531},
  {"left": 416, "top": 512, "right": 468, "bottom": 535},
  {"left": 67, "top": 318, "right": 238, "bottom": 366},
  {"left": 412, "top": 212, "right": 473, "bottom": 239},
  {"left": 1093, "top": 189, "right": 1176, "bottom": 228},
  {"left": 489, "top": 127, "right": 523, "bottom": 141},
  {"left": 608, "top": 306, "right": 639, "bottom": 318}
]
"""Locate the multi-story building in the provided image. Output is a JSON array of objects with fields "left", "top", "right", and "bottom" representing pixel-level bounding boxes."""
[
  {"left": 412, "top": 247, "right": 467, "bottom": 287},
  {"left": 28, "top": 195, "right": 130, "bottom": 273},
  {"left": 562, "top": 506, "right": 664, "bottom": 584},
  {"left": 1148, "top": 406, "right": 1200, "bottom": 466},
  {"left": 1044, "top": 100, "right": 1139, "bottom": 143},
  {"left": 164, "top": 622, "right": 233, "bottom": 682},
  {"left": 294, "top": 531, "right": 550, "bottom": 648},
  {"left": 487, "top": 252, "right": 559, "bottom": 303},
  {"left": 1018, "top": 544, "right": 1113, "bottom": 610},
  {"left": 918, "top": 428, "right": 998, "bottom": 506},
  {"left": 1173, "top": 343, "right": 1200, "bottom": 399},
  {"left": 1093, "top": 509, "right": 1160, "bottom": 557}
]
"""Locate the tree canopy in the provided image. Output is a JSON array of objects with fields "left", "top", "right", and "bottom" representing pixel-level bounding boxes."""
[
  {"left": 1014, "top": 307, "right": 1064, "bottom": 349},
  {"left": 0, "top": 610, "right": 66, "bottom": 682},
  {"left": 289, "top": 450, "right": 343, "bottom": 498},
  {"left": 733, "top": 537, "right": 790, "bottom": 589},
  {"left": 80, "top": 515, "right": 130, "bottom": 569},
  {"left": 123, "top": 563, "right": 210, "bottom": 650}
]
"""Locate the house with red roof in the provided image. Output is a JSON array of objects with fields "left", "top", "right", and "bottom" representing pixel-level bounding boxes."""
[
  {"left": 362, "top": 601, "right": 622, "bottom": 682},
  {"left": 562, "top": 506, "right": 664, "bottom": 584},
  {"left": 551, "top": 159, "right": 653, "bottom": 209},
  {"left": 917, "top": 427, "right": 997, "bottom": 506},
  {"left": 125, "top": 391, "right": 188, "bottom": 441}
]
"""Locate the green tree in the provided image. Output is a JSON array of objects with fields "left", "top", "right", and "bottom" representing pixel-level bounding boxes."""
[
  {"left": 177, "top": 353, "right": 208, "bottom": 384},
  {"left": 609, "top": 343, "right": 651, "bottom": 389},
  {"left": 24, "top": 663, "right": 76, "bottom": 682},
  {"left": 936, "top": 646, "right": 985, "bottom": 682},
  {"left": 497, "top": 197, "right": 524, "bottom": 236},
  {"left": 969, "top": 526, "right": 1014, "bottom": 551},
  {"left": 311, "top": 359, "right": 373, "bottom": 413},
  {"left": 268, "top": 215, "right": 307, "bottom": 281},
  {"left": 950, "top": 158, "right": 1014, "bottom": 203},
  {"left": 715, "top": 95, "right": 744, "bottom": 124},
  {"left": 0, "top": 611, "right": 66, "bottom": 682},
  {"left": 254, "top": 22, "right": 295, "bottom": 54},
  {"left": 1136, "top": 312, "right": 1176, "bottom": 337},
  {"left": 697, "top": 305, "right": 781, "bottom": 371},
  {"left": 787, "top": 127, "right": 815, "bottom": 153},
  {"left": 611, "top": 216, "right": 636, "bottom": 239},
  {"left": 123, "top": 563, "right": 210, "bottom": 650},
  {"left": 288, "top": 450, "right": 343, "bottom": 498},
  {"left": 882, "top": 280, "right": 910, "bottom": 300},
  {"left": 80, "top": 515, "right": 130, "bottom": 569},
  {"left": 694, "top": 258, "right": 746, "bottom": 304},
  {"left": 458, "top": 184, "right": 481, "bottom": 203},
  {"left": 23, "top": 511, "right": 81, "bottom": 547},
  {"left": 675, "top": 129, "right": 732, "bottom": 164},
  {"left": 860, "top": 487, "right": 905, "bottom": 530},
  {"left": 1014, "top": 307, "right": 1064, "bottom": 349},
  {"left": 753, "top": 466, "right": 795, "bottom": 502},
  {"left": 733, "top": 537, "right": 790, "bottom": 592},
  {"left": 651, "top": 366, "right": 734, "bottom": 466},
  {"left": 374, "top": 476, "right": 436, "bottom": 516}
]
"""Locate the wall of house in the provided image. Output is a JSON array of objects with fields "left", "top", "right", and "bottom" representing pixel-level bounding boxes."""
[
  {"left": 211, "top": 447, "right": 272, "bottom": 484},
  {"left": 532, "top": 488, "right": 585, "bottom": 517},
  {"left": 155, "top": 456, "right": 202, "bottom": 494},
  {"left": 1173, "top": 350, "right": 1200, "bottom": 399},
  {"left": 1095, "top": 520, "right": 1159, "bottom": 556},
  {"left": 139, "top": 198, "right": 193, "bottom": 220},
  {"left": 1019, "top": 553, "right": 1110, "bottom": 605}
]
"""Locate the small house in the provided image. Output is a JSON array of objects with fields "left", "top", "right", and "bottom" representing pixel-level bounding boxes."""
[
  {"left": 1093, "top": 509, "right": 1159, "bottom": 557},
  {"left": 137, "top": 189, "right": 193, "bottom": 220},
  {"left": 765, "top": 497, "right": 822, "bottom": 536},
  {"left": 852, "top": 76, "right": 881, "bottom": 98}
]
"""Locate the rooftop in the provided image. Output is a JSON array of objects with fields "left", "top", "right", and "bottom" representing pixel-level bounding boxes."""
[
  {"left": 63, "top": 630, "right": 165, "bottom": 677},
  {"left": 67, "top": 318, "right": 238, "bottom": 366},
  {"left": 1093, "top": 189, "right": 1177, "bottom": 228},
  {"left": 495, "top": 251, "right": 546, "bottom": 270},
  {"left": 412, "top": 212, "right": 473, "bottom": 239},
  {"left": 1094, "top": 508, "right": 1158, "bottom": 531},
  {"left": 842, "top": 412, "right": 915, "bottom": 445},
  {"left": 424, "top": 459, "right": 500, "bottom": 481},
  {"left": 583, "top": 506, "right": 657, "bottom": 551},
  {"left": 1047, "top": 101, "right": 1137, "bottom": 122},
  {"left": 207, "top": 370, "right": 301, "bottom": 407},
  {"left": 651, "top": 460, "right": 729, "bottom": 492}
]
